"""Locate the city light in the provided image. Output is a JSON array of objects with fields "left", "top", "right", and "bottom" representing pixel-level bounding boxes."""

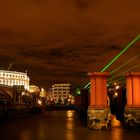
[
  {"left": 38, "top": 99, "right": 42, "bottom": 105},
  {"left": 115, "top": 85, "right": 119, "bottom": 90},
  {"left": 114, "top": 92, "right": 118, "bottom": 97}
]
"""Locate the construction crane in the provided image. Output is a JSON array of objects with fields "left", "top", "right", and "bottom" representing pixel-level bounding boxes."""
[{"left": 7, "top": 63, "right": 13, "bottom": 71}]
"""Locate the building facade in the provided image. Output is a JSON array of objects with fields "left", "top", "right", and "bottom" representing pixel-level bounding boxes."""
[
  {"left": 52, "top": 83, "right": 71, "bottom": 100},
  {"left": 0, "top": 70, "right": 30, "bottom": 90},
  {"left": 29, "top": 85, "right": 40, "bottom": 93}
]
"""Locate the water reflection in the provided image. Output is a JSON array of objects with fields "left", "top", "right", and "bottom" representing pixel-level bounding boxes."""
[
  {"left": 110, "top": 115, "right": 124, "bottom": 140},
  {"left": 37, "top": 121, "right": 47, "bottom": 140},
  {"left": 66, "top": 110, "right": 74, "bottom": 130},
  {"left": 0, "top": 111, "right": 140, "bottom": 140},
  {"left": 111, "top": 129, "right": 124, "bottom": 140},
  {"left": 66, "top": 110, "right": 74, "bottom": 118},
  {"left": 65, "top": 132, "right": 74, "bottom": 140},
  {"left": 21, "top": 130, "right": 31, "bottom": 140}
]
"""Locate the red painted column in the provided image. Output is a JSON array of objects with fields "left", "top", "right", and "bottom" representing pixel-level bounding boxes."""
[
  {"left": 125, "top": 76, "right": 133, "bottom": 106},
  {"left": 133, "top": 76, "right": 140, "bottom": 106},
  {"left": 125, "top": 72, "right": 140, "bottom": 107},
  {"left": 124, "top": 72, "right": 140, "bottom": 128},
  {"left": 88, "top": 72, "right": 109, "bottom": 107},
  {"left": 89, "top": 77, "right": 96, "bottom": 106}
]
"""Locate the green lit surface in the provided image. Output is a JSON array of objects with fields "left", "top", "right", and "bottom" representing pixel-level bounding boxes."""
[
  {"left": 76, "top": 88, "right": 81, "bottom": 95},
  {"left": 84, "top": 34, "right": 140, "bottom": 88}
]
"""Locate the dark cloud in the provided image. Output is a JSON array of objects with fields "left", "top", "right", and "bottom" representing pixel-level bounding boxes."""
[
  {"left": 106, "top": 45, "right": 121, "bottom": 51},
  {"left": 47, "top": 48, "right": 65, "bottom": 57},
  {"left": 0, "top": 54, "right": 16, "bottom": 65},
  {"left": 0, "top": 29, "right": 13, "bottom": 36},
  {"left": 0, "top": 55, "right": 16, "bottom": 70},
  {"left": 19, "top": 49, "right": 45, "bottom": 58},
  {"left": 19, "top": 45, "right": 99, "bottom": 66},
  {"left": 63, "top": 71, "right": 87, "bottom": 78},
  {"left": 0, "top": 55, "right": 16, "bottom": 63},
  {"left": 74, "top": 0, "right": 95, "bottom": 9}
]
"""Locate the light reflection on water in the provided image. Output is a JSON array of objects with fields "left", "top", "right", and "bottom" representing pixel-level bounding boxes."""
[
  {"left": 67, "top": 110, "right": 74, "bottom": 118},
  {"left": 21, "top": 130, "right": 31, "bottom": 140},
  {"left": 0, "top": 110, "right": 140, "bottom": 140},
  {"left": 111, "top": 129, "right": 124, "bottom": 140},
  {"left": 66, "top": 110, "right": 74, "bottom": 130},
  {"left": 110, "top": 115, "right": 124, "bottom": 140}
]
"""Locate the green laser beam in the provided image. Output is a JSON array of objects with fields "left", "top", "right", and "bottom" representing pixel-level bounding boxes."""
[
  {"left": 101, "top": 34, "right": 140, "bottom": 72},
  {"left": 84, "top": 34, "right": 140, "bottom": 88},
  {"left": 108, "top": 64, "right": 140, "bottom": 81},
  {"left": 107, "top": 77, "right": 125, "bottom": 85},
  {"left": 84, "top": 82, "right": 90, "bottom": 88},
  {"left": 110, "top": 54, "right": 140, "bottom": 74}
]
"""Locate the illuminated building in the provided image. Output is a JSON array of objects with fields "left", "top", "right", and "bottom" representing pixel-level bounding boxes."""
[
  {"left": 29, "top": 85, "right": 40, "bottom": 93},
  {"left": 29, "top": 85, "right": 40, "bottom": 105},
  {"left": 52, "top": 83, "right": 71, "bottom": 100},
  {"left": 0, "top": 70, "right": 30, "bottom": 90}
]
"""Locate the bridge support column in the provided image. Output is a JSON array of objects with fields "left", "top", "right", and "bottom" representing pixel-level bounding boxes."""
[
  {"left": 87, "top": 72, "right": 111, "bottom": 130},
  {"left": 124, "top": 72, "right": 140, "bottom": 128},
  {"left": 18, "top": 93, "right": 22, "bottom": 103}
]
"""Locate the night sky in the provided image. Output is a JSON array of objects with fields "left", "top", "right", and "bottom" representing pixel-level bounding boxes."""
[{"left": 0, "top": 0, "right": 140, "bottom": 89}]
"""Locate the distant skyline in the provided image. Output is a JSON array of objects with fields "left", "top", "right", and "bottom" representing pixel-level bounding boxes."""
[{"left": 0, "top": 0, "right": 140, "bottom": 89}]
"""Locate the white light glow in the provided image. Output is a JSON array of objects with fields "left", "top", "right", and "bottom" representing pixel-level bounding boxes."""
[{"left": 115, "top": 85, "right": 119, "bottom": 89}]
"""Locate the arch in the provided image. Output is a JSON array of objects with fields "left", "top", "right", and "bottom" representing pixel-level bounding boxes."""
[{"left": 0, "top": 88, "right": 14, "bottom": 104}]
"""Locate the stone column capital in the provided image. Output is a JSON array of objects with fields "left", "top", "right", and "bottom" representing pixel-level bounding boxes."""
[
  {"left": 87, "top": 72, "right": 110, "bottom": 78},
  {"left": 125, "top": 72, "right": 140, "bottom": 77}
]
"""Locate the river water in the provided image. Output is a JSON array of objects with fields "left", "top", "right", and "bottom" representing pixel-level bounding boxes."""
[{"left": 0, "top": 110, "right": 140, "bottom": 140}]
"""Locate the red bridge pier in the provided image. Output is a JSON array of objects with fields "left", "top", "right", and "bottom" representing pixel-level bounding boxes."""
[
  {"left": 87, "top": 72, "right": 111, "bottom": 130},
  {"left": 124, "top": 72, "right": 140, "bottom": 127}
]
